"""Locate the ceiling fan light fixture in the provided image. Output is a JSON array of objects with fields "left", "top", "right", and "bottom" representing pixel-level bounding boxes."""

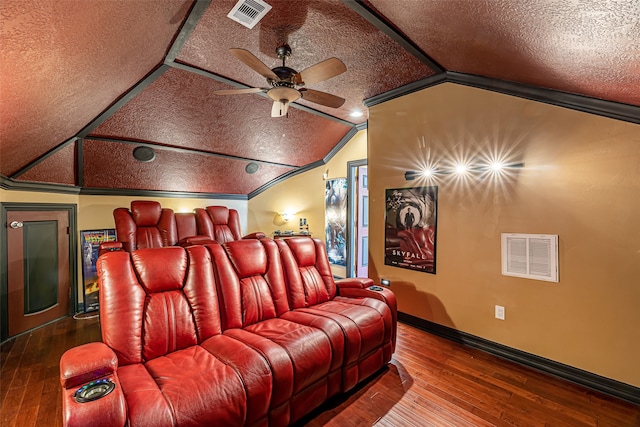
[
  {"left": 267, "top": 86, "right": 300, "bottom": 103},
  {"left": 216, "top": 45, "right": 346, "bottom": 117},
  {"left": 271, "top": 100, "right": 290, "bottom": 117}
]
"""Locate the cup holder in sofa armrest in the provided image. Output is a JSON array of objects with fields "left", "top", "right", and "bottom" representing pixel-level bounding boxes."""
[
  {"left": 73, "top": 378, "right": 116, "bottom": 403},
  {"left": 369, "top": 286, "right": 384, "bottom": 291}
]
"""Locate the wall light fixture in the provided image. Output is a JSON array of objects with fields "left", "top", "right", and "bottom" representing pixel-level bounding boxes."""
[
  {"left": 281, "top": 211, "right": 296, "bottom": 222},
  {"left": 404, "top": 162, "right": 524, "bottom": 180}
]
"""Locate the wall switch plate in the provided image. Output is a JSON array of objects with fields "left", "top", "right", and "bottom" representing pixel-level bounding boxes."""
[{"left": 495, "top": 305, "right": 505, "bottom": 320}]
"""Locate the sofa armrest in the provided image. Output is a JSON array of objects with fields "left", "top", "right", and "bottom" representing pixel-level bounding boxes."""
[
  {"left": 98, "top": 241, "right": 123, "bottom": 257},
  {"left": 60, "top": 343, "right": 127, "bottom": 427},
  {"left": 177, "top": 235, "right": 216, "bottom": 246},
  {"left": 243, "top": 232, "right": 267, "bottom": 240},
  {"left": 335, "top": 277, "right": 374, "bottom": 289},
  {"left": 62, "top": 374, "right": 127, "bottom": 427},
  {"left": 60, "top": 342, "right": 118, "bottom": 389},
  {"left": 336, "top": 282, "right": 397, "bottom": 314},
  {"left": 335, "top": 281, "right": 398, "bottom": 352}
]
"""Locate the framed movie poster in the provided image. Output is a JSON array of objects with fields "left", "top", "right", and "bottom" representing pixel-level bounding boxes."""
[
  {"left": 384, "top": 186, "right": 438, "bottom": 274},
  {"left": 81, "top": 229, "right": 116, "bottom": 312},
  {"left": 325, "top": 177, "right": 348, "bottom": 266}
]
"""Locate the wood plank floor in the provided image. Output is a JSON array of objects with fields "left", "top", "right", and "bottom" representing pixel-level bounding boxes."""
[{"left": 1, "top": 316, "right": 638, "bottom": 426}]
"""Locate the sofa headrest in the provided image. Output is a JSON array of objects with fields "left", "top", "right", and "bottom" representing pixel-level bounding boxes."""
[
  {"left": 283, "top": 237, "right": 316, "bottom": 267},
  {"left": 223, "top": 239, "right": 267, "bottom": 278},
  {"left": 131, "top": 247, "right": 187, "bottom": 293},
  {"left": 131, "top": 201, "right": 162, "bottom": 226},
  {"left": 206, "top": 206, "right": 230, "bottom": 225}
]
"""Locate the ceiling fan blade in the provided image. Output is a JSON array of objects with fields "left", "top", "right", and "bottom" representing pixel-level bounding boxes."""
[
  {"left": 214, "top": 88, "right": 264, "bottom": 95},
  {"left": 294, "top": 58, "right": 346, "bottom": 86},
  {"left": 229, "top": 48, "right": 279, "bottom": 81},
  {"left": 299, "top": 89, "right": 345, "bottom": 108},
  {"left": 271, "top": 100, "right": 289, "bottom": 117}
]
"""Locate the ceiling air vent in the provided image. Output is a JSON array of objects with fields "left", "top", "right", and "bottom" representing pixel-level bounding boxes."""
[
  {"left": 227, "top": 0, "right": 272, "bottom": 29},
  {"left": 501, "top": 233, "right": 559, "bottom": 282}
]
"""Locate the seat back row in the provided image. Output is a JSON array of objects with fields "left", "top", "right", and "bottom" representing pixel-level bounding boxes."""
[
  {"left": 60, "top": 237, "right": 396, "bottom": 426},
  {"left": 112, "top": 200, "right": 265, "bottom": 252}
]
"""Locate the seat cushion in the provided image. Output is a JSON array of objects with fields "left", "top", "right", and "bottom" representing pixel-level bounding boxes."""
[
  {"left": 302, "top": 299, "right": 390, "bottom": 356},
  {"left": 119, "top": 345, "right": 248, "bottom": 427},
  {"left": 243, "top": 318, "right": 332, "bottom": 394},
  {"left": 199, "top": 334, "right": 272, "bottom": 426}
]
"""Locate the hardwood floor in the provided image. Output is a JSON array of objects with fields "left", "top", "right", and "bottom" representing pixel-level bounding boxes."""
[{"left": 1, "top": 316, "right": 638, "bottom": 426}]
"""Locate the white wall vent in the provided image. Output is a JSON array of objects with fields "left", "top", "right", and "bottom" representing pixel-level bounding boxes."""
[
  {"left": 227, "top": 0, "right": 272, "bottom": 29},
  {"left": 501, "top": 233, "right": 558, "bottom": 282}
]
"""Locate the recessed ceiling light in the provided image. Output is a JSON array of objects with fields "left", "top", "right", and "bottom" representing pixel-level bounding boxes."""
[{"left": 350, "top": 110, "right": 363, "bottom": 118}]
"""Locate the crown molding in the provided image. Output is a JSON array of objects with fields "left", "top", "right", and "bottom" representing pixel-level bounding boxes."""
[
  {"left": 1, "top": 175, "right": 80, "bottom": 194},
  {"left": 447, "top": 72, "right": 640, "bottom": 125},
  {"left": 364, "top": 71, "right": 640, "bottom": 125},
  {"left": 79, "top": 187, "right": 247, "bottom": 200}
]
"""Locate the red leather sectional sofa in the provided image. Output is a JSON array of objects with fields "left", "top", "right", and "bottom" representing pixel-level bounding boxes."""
[{"left": 60, "top": 237, "right": 397, "bottom": 426}]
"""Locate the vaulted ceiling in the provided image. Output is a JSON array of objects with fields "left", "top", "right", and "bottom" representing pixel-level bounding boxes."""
[{"left": 2, "top": 0, "right": 638, "bottom": 198}]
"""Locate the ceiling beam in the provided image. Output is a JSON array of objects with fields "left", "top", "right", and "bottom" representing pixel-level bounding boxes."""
[
  {"left": 85, "top": 136, "right": 301, "bottom": 169},
  {"left": 77, "top": 65, "right": 170, "bottom": 138},
  {"left": 448, "top": 72, "right": 640, "bottom": 125},
  {"left": 247, "top": 160, "right": 325, "bottom": 200},
  {"left": 247, "top": 123, "right": 368, "bottom": 200},
  {"left": 342, "top": 0, "right": 445, "bottom": 74},
  {"left": 363, "top": 73, "right": 447, "bottom": 108},
  {"left": 165, "top": 0, "right": 212, "bottom": 63},
  {"left": 10, "top": 137, "right": 78, "bottom": 179},
  {"left": 79, "top": 187, "right": 248, "bottom": 200},
  {"left": 169, "top": 62, "right": 358, "bottom": 127},
  {"left": 363, "top": 71, "right": 640, "bottom": 125},
  {"left": 0, "top": 174, "right": 80, "bottom": 194}
]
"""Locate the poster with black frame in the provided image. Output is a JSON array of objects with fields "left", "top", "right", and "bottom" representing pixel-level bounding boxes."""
[
  {"left": 384, "top": 186, "right": 438, "bottom": 274},
  {"left": 81, "top": 229, "right": 116, "bottom": 312},
  {"left": 325, "top": 177, "right": 348, "bottom": 266}
]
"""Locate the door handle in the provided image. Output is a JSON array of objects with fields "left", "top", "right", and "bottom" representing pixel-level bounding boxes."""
[{"left": 9, "top": 221, "right": 23, "bottom": 229}]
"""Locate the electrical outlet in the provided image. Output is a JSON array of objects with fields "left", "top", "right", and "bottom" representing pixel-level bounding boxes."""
[
  {"left": 495, "top": 305, "right": 505, "bottom": 320},
  {"left": 380, "top": 278, "right": 391, "bottom": 286}
]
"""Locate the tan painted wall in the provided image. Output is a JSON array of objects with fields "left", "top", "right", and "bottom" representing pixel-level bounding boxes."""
[
  {"left": 247, "top": 129, "right": 368, "bottom": 278},
  {"left": 368, "top": 83, "right": 640, "bottom": 387},
  {"left": 1, "top": 188, "right": 79, "bottom": 204}
]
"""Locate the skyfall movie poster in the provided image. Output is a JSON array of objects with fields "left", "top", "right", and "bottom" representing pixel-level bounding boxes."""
[{"left": 384, "top": 186, "right": 438, "bottom": 274}]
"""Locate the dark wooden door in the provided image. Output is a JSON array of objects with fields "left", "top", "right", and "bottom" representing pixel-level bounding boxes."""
[{"left": 6, "top": 210, "right": 71, "bottom": 337}]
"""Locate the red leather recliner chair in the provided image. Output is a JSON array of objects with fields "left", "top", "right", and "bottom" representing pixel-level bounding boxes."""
[
  {"left": 195, "top": 206, "right": 266, "bottom": 244},
  {"left": 112, "top": 201, "right": 178, "bottom": 252}
]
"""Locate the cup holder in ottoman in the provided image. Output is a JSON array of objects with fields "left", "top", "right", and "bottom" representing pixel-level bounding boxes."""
[{"left": 74, "top": 378, "right": 115, "bottom": 403}]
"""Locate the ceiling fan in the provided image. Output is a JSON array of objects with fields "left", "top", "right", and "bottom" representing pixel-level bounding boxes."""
[{"left": 214, "top": 45, "right": 347, "bottom": 117}]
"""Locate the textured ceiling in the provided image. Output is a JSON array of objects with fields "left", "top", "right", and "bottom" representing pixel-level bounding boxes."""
[{"left": 1, "top": 0, "right": 638, "bottom": 197}]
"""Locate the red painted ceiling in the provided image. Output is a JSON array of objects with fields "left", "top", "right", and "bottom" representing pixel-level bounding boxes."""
[{"left": 1, "top": 0, "right": 638, "bottom": 196}]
